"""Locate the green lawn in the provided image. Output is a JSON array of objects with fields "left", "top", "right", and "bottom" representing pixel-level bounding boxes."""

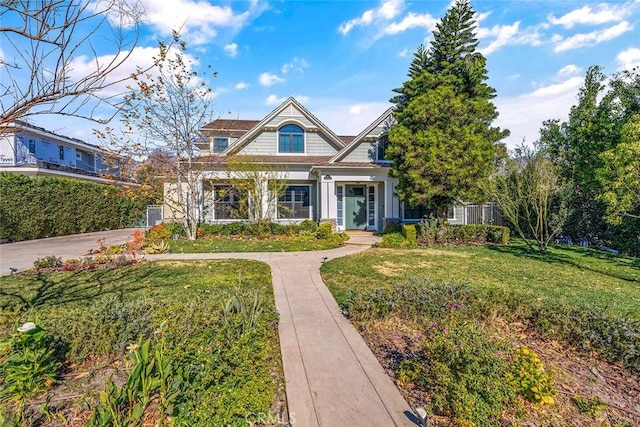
[
  {"left": 0, "top": 260, "right": 284, "bottom": 425},
  {"left": 321, "top": 240, "right": 640, "bottom": 319},
  {"left": 168, "top": 233, "right": 346, "bottom": 253}
]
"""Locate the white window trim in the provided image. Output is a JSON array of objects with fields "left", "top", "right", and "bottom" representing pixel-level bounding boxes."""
[
  {"left": 447, "top": 205, "right": 456, "bottom": 221},
  {"left": 375, "top": 135, "right": 392, "bottom": 163},
  {"left": 212, "top": 137, "right": 229, "bottom": 153},
  {"left": 277, "top": 184, "right": 313, "bottom": 220}
]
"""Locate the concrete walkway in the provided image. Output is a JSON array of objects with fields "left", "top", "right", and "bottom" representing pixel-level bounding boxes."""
[{"left": 0, "top": 231, "right": 418, "bottom": 426}]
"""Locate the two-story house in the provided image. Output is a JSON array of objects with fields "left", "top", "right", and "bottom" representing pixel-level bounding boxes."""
[
  {"left": 162, "top": 97, "right": 504, "bottom": 232},
  {"left": 0, "top": 120, "right": 128, "bottom": 184}
]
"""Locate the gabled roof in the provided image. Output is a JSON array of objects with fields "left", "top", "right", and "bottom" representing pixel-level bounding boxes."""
[
  {"left": 330, "top": 107, "right": 395, "bottom": 163},
  {"left": 221, "top": 97, "right": 347, "bottom": 155},
  {"left": 202, "top": 119, "right": 260, "bottom": 132}
]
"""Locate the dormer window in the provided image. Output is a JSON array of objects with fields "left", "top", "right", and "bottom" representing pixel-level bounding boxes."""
[
  {"left": 376, "top": 135, "right": 390, "bottom": 162},
  {"left": 278, "top": 124, "right": 304, "bottom": 153},
  {"left": 213, "top": 137, "right": 229, "bottom": 153}
]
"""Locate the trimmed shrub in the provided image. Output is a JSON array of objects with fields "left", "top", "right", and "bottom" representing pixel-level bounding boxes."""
[
  {"left": 381, "top": 223, "right": 402, "bottom": 234},
  {"left": 401, "top": 224, "right": 417, "bottom": 248},
  {"left": 298, "top": 219, "right": 318, "bottom": 233},
  {"left": 375, "top": 232, "right": 409, "bottom": 248},
  {"left": 315, "top": 222, "right": 334, "bottom": 239},
  {"left": 198, "top": 223, "right": 224, "bottom": 236},
  {"left": 416, "top": 219, "right": 509, "bottom": 246},
  {"left": 0, "top": 173, "right": 150, "bottom": 241},
  {"left": 268, "top": 222, "right": 295, "bottom": 236}
]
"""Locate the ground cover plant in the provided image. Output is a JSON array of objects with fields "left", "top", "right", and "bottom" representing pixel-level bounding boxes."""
[
  {"left": 320, "top": 240, "right": 640, "bottom": 426},
  {"left": 0, "top": 260, "right": 286, "bottom": 426},
  {"left": 147, "top": 220, "right": 348, "bottom": 253}
]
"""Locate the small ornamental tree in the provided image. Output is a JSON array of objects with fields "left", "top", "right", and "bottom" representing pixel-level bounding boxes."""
[
  {"left": 388, "top": 0, "right": 508, "bottom": 216},
  {"left": 484, "top": 145, "right": 568, "bottom": 252},
  {"left": 226, "top": 157, "right": 289, "bottom": 230},
  {"left": 104, "top": 33, "right": 217, "bottom": 240}
]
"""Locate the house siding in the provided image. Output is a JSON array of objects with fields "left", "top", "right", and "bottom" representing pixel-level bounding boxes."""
[
  {"left": 340, "top": 141, "right": 376, "bottom": 163},
  {"left": 336, "top": 122, "right": 387, "bottom": 163},
  {"left": 237, "top": 130, "right": 339, "bottom": 156}
]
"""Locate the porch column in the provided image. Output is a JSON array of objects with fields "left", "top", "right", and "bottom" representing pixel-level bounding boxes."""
[
  {"left": 384, "top": 179, "right": 401, "bottom": 227},
  {"left": 320, "top": 175, "right": 336, "bottom": 227},
  {"left": 260, "top": 173, "right": 270, "bottom": 222}
]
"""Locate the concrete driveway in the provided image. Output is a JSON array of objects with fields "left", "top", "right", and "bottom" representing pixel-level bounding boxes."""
[{"left": 0, "top": 228, "right": 139, "bottom": 275}]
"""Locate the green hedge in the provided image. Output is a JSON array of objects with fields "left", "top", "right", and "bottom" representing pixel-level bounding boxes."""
[
  {"left": 441, "top": 224, "right": 510, "bottom": 245},
  {"left": 417, "top": 221, "right": 510, "bottom": 246},
  {"left": 0, "top": 173, "right": 149, "bottom": 241}
]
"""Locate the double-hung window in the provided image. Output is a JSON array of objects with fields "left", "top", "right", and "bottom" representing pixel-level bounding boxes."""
[
  {"left": 278, "top": 124, "right": 304, "bottom": 153},
  {"left": 213, "top": 137, "right": 228, "bottom": 153},
  {"left": 213, "top": 185, "right": 246, "bottom": 220},
  {"left": 278, "top": 185, "right": 311, "bottom": 219}
]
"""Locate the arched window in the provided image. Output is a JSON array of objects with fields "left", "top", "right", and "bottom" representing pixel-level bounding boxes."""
[{"left": 278, "top": 124, "right": 304, "bottom": 153}]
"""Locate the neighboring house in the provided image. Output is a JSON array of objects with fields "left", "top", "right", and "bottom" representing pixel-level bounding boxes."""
[
  {"left": 0, "top": 120, "right": 130, "bottom": 184},
  {"left": 164, "top": 97, "right": 501, "bottom": 232}
]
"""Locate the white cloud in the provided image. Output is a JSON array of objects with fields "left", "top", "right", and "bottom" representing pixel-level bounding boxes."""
[
  {"left": 384, "top": 12, "right": 437, "bottom": 35},
  {"left": 617, "top": 47, "right": 640, "bottom": 70},
  {"left": 234, "top": 81, "right": 250, "bottom": 90},
  {"left": 281, "top": 57, "right": 309, "bottom": 74},
  {"left": 397, "top": 47, "right": 409, "bottom": 57},
  {"left": 338, "top": 0, "right": 405, "bottom": 35},
  {"left": 133, "top": 0, "right": 267, "bottom": 46},
  {"left": 258, "top": 72, "right": 285, "bottom": 87},
  {"left": 478, "top": 22, "right": 521, "bottom": 55},
  {"left": 529, "top": 77, "right": 584, "bottom": 97},
  {"left": 224, "top": 43, "right": 238, "bottom": 57},
  {"left": 265, "top": 94, "right": 285, "bottom": 105},
  {"left": 378, "top": 0, "right": 403, "bottom": 19},
  {"left": 266, "top": 94, "right": 309, "bottom": 106},
  {"left": 67, "top": 46, "right": 168, "bottom": 98},
  {"left": 553, "top": 21, "right": 633, "bottom": 52},
  {"left": 312, "top": 101, "right": 390, "bottom": 135},
  {"left": 557, "top": 64, "right": 582, "bottom": 76},
  {"left": 548, "top": 4, "right": 631, "bottom": 29},
  {"left": 495, "top": 77, "right": 584, "bottom": 148}
]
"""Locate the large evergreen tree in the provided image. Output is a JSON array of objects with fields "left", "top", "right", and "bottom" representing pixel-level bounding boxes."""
[{"left": 387, "top": 0, "right": 507, "bottom": 213}]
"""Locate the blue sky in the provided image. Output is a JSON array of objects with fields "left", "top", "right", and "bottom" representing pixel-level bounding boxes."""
[{"left": 4, "top": 0, "right": 640, "bottom": 150}]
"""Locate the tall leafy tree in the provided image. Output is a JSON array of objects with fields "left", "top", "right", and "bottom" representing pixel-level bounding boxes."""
[
  {"left": 540, "top": 66, "right": 640, "bottom": 253},
  {"left": 388, "top": 0, "right": 507, "bottom": 213}
]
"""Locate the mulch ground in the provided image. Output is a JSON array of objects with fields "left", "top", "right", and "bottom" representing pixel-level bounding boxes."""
[{"left": 359, "top": 316, "right": 640, "bottom": 427}]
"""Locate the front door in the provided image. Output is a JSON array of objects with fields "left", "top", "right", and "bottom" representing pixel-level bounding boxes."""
[{"left": 345, "top": 185, "right": 367, "bottom": 229}]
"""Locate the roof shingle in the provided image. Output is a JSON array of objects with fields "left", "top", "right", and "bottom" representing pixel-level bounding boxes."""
[{"left": 202, "top": 119, "right": 260, "bottom": 132}]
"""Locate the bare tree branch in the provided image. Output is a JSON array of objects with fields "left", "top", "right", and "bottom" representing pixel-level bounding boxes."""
[{"left": 1, "top": 0, "right": 151, "bottom": 128}]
